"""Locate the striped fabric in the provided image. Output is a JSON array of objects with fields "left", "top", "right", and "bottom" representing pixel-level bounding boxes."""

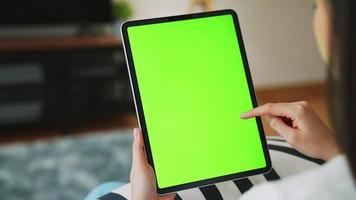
[{"left": 99, "top": 137, "right": 325, "bottom": 200}]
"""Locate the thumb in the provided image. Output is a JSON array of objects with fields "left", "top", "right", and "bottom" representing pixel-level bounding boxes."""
[
  {"left": 132, "top": 128, "right": 148, "bottom": 167},
  {"left": 266, "top": 115, "right": 298, "bottom": 143}
]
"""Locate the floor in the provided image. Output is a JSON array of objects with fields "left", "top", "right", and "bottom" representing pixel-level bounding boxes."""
[
  {"left": 0, "top": 82, "right": 329, "bottom": 144},
  {"left": 0, "top": 129, "right": 134, "bottom": 200}
]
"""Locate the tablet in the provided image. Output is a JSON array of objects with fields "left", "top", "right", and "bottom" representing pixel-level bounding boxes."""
[{"left": 121, "top": 9, "right": 271, "bottom": 194}]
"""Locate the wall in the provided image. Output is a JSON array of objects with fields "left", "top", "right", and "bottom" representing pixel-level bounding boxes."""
[{"left": 128, "top": 0, "right": 325, "bottom": 88}]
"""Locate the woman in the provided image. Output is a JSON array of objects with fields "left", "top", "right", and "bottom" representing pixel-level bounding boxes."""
[{"left": 86, "top": 0, "right": 356, "bottom": 199}]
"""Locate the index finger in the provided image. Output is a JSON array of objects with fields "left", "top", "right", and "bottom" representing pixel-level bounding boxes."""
[{"left": 240, "top": 103, "right": 298, "bottom": 119}]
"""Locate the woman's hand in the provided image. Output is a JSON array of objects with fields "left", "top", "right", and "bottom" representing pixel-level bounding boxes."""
[
  {"left": 241, "top": 101, "right": 341, "bottom": 161},
  {"left": 130, "top": 128, "right": 176, "bottom": 200}
]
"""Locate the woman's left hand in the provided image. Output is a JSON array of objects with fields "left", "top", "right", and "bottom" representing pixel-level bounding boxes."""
[{"left": 130, "top": 128, "right": 176, "bottom": 200}]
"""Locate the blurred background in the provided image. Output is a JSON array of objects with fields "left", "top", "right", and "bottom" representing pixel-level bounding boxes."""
[{"left": 0, "top": 0, "right": 330, "bottom": 199}]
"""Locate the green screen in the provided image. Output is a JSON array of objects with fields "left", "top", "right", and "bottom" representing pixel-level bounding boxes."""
[{"left": 127, "top": 14, "right": 266, "bottom": 189}]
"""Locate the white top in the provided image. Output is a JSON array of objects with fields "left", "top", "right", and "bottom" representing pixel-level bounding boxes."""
[{"left": 241, "top": 155, "right": 356, "bottom": 200}]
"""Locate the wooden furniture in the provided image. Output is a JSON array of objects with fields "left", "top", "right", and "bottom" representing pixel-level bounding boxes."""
[
  {"left": 0, "top": 36, "right": 122, "bottom": 51},
  {"left": 0, "top": 36, "right": 133, "bottom": 130}
]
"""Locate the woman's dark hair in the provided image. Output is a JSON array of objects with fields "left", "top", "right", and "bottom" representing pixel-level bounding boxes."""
[{"left": 328, "top": 0, "right": 356, "bottom": 177}]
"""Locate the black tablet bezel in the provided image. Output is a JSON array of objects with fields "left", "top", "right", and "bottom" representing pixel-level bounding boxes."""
[{"left": 121, "top": 9, "right": 271, "bottom": 194}]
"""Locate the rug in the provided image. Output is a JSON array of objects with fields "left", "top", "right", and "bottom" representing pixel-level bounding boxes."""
[{"left": 0, "top": 129, "right": 134, "bottom": 200}]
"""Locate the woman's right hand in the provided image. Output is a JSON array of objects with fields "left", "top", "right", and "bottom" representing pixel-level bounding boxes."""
[{"left": 241, "top": 101, "right": 341, "bottom": 161}]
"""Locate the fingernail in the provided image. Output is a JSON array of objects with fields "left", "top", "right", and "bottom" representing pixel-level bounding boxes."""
[
  {"left": 133, "top": 128, "right": 139, "bottom": 139},
  {"left": 240, "top": 112, "right": 249, "bottom": 118}
]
